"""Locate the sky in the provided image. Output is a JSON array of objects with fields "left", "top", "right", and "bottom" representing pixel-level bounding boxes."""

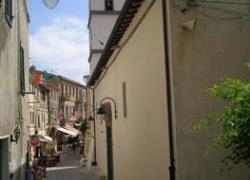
[{"left": 29, "top": 0, "right": 89, "bottom": 83}]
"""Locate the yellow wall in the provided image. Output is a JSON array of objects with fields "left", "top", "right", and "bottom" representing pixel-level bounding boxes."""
[
  {"left": 95, "top": 0, "right": 169, "bottom": 179},
  {"left": 167, "top": 0, "right": 250, "bottom": 179}
]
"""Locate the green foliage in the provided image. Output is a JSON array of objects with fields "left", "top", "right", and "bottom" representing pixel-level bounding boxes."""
[
  {"left": 194, "top": 68, "right": 250, "bottom": 169},
  {"left": 79, "top": 121, "right": 90, "bottom": 135}
]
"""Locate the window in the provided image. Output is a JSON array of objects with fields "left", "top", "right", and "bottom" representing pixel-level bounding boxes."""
[
  {"left": 61, "top": 84, "right": 64, "bottom": 95},
  {"left": 41, "top": 91, "right": 46, "bottom": 101},
  {"left": 30, "top": 112, "right": 34, "bottom": 124},
  {"left": 5, "top": 0, "right": 13, "bottom": 27},
  {"left": 38, "top": 115, "right": 40, "bottom": 128},
  {"left": 19, "top": 42, "right": 25, "bottom": 95},
  {"left": 105, "top": 0, "right": 113, "bottom": 11}
]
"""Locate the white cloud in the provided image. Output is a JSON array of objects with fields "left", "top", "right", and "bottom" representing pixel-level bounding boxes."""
[{"left": 30, "top": 15, "right": 89, "bottom": 83}]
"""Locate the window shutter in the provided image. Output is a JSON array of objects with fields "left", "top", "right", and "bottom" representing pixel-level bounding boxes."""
[
  {"left": 5, "top": 0, "right": 13, "bottom": 27},
  {"left": 20, "top": 42, "right": 25, "bottom": 94}
]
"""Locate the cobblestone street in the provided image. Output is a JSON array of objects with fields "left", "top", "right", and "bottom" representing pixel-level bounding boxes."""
[{"left": 46, "top": 149, "right": 99, "bottom": 180}]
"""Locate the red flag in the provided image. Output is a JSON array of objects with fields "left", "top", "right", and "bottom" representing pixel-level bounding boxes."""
[{"left": 33, "top": 73, "right": 42, "bottom": 86}]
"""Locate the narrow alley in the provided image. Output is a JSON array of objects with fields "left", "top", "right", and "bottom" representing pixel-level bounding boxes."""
[
  {"left": 0, "top": 0, "right": 250, "bottom": 180},
  {"left": 46, "top": 148, "right": 99, "bottom": 180}
]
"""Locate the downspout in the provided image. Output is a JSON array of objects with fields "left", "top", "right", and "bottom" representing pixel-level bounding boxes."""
[
  {"left": 92, "top": 87, "right": 97, "bottom": 165},
  {"left": 161, "top": 0, "right": 176, "bottom": 180}
]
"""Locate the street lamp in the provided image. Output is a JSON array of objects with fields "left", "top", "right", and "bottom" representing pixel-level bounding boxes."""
[
  {"left": 10, "top": 126, "right": 21, "bottom": 143},
  {"left": 96, "top": 97, "right": 118, "bottom": 120}
]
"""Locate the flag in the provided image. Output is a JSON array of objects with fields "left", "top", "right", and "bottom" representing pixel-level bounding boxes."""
[
  {"left": 33, "top": 73, "right": 42, "bottom": 86},
  {"left": 32, "top": 72, "right": 54, "bottom": 86}
]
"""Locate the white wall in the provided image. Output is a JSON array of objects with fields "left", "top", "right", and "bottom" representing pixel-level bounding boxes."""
[
  {"left": 90, "top": 53, "right": 102, "bottom": 74},
  {"left": 89, "top": 15, "right": 118, "bottom": 50}
]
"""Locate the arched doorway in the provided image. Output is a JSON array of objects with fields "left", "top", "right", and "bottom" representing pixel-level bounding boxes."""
[{"left": 101, "top": 102, "right": 114, "bottom": 180}]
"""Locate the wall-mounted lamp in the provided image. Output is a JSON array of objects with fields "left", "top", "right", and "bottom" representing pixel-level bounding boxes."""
[
  {"left": 10, "top": 127, "right": 21, "bottom": 143},
  {"left": 96, "top": 97, "right": 117, "bottom": 120},
  {"left": 96, "top": 107, "right": 106, "bottom": 120}
]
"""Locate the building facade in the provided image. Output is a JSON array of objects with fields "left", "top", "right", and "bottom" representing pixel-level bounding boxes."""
[
  {"left": 88, "top": 0, "right": 125, "bottom": 74},
  {"left": 87, "top": 0, "right": 250, "bottom": 180},
  {"left": 0, "top": 0, "right": 30, "bottom": 179},
  {"left": 59, "top": 77, "right": 86, "bottom": 127},
  {"left": 28, "top": 68, "right": 86, "bottom": 153},
  {"left": 86, "top": 0, "right": 125, "bottom": 165}
]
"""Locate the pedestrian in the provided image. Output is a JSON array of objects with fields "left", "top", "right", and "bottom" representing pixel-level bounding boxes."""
[{"left": 25, "top": 167, "right": 33, "bottom": 180}]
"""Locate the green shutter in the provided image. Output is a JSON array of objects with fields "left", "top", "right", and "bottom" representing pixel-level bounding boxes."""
[
  {"left": 20, "top": 42, "right": 25, "bottom": 94},
  {"left": 5, "top": 0, "right": 13, "bottom": 27}
]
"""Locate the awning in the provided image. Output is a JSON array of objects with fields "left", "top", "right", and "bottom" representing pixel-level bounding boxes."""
[
  {"left": 30, "top": 135, "right": 53, "bottom": 146},
  {"left": 57, "top": 127, "right": 78, "bottom": 137},
  {"left": 43, "top": 135, "right": 53, "bottom": 142},
  {"left": 39, "top": 135, "right": 53, "bottom": 144},
  {"left": 64, "top": 125, "right": 80, "bottom": 134}
]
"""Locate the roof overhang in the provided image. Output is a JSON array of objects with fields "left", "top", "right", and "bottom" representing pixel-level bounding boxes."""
[{"left": 87, "top": 0, "right": 145, "bottom": 86}]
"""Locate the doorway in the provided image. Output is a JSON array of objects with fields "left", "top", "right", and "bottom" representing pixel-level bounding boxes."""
[
  {"left": 0, "top": 138, "right": 9, "bottom": 180},
  {"left": 101, "top": 103, "right": 114, "bottom": 180}
]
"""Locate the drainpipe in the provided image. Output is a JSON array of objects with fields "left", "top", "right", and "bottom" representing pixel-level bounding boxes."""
[
  {"left": 161, "top": 0, "right": 176, "bottom": 180},
  {"left": 91, "top": 87, "right": 97, "bottom": 165}
]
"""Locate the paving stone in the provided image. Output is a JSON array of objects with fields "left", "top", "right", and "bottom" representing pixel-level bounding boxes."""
[{"left": 45, "top": 149, "right": 99, "bottom": 180}]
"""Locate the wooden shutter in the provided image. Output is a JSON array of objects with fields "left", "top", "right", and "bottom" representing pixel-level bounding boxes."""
[
  {"left": 20, "top": 42, "right": 25, "bottom": 94},
  {"left": 5, "top": 0, "right": 12, "bottom": 27}
]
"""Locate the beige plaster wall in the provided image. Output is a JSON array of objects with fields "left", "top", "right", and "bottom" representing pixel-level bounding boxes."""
[
  {"left": 166, "top": 1, "right": 250, "bottom": 179},
  {"left": 0, "top": 0, "right": 19, "bottom": 138},
  {"left": 94, "top": 1, "right": 169, "bottom": 180},
  {"left": 89, "top": 15, "right": 118, "bottom": 50},
  {"left": 90, "top": 53, "right": 102, "bottom": 74},
  {"left": 0, "top": 0, "right": 31, "bottom": 179}
]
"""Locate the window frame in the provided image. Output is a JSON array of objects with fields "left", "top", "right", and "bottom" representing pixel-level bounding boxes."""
[{"left": 105, "top": 0, "right": 113, "bottom": 11}]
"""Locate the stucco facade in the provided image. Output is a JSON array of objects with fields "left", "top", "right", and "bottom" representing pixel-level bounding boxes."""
[
  {"left": 93, "top": 1, "right": 169, "bottom": 179},
  {"left": 59, "top": 77, "right": 86, "bottom": 126},
  {"left": 0, "top": 0, "right": 30, "bottom": 179},
  {"left": 28, "top": 82, "right": 49, "bottom": 136},
  {"left": 88, "top": 0, "right": 250, "bottom": 180},
  {"left": 167, "top": 0, "right": 250, "bottom": 179}
]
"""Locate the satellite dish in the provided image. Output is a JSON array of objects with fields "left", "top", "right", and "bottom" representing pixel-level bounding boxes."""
[{"left": 42, "top": 0, "right": 59, "bottom": 9}]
